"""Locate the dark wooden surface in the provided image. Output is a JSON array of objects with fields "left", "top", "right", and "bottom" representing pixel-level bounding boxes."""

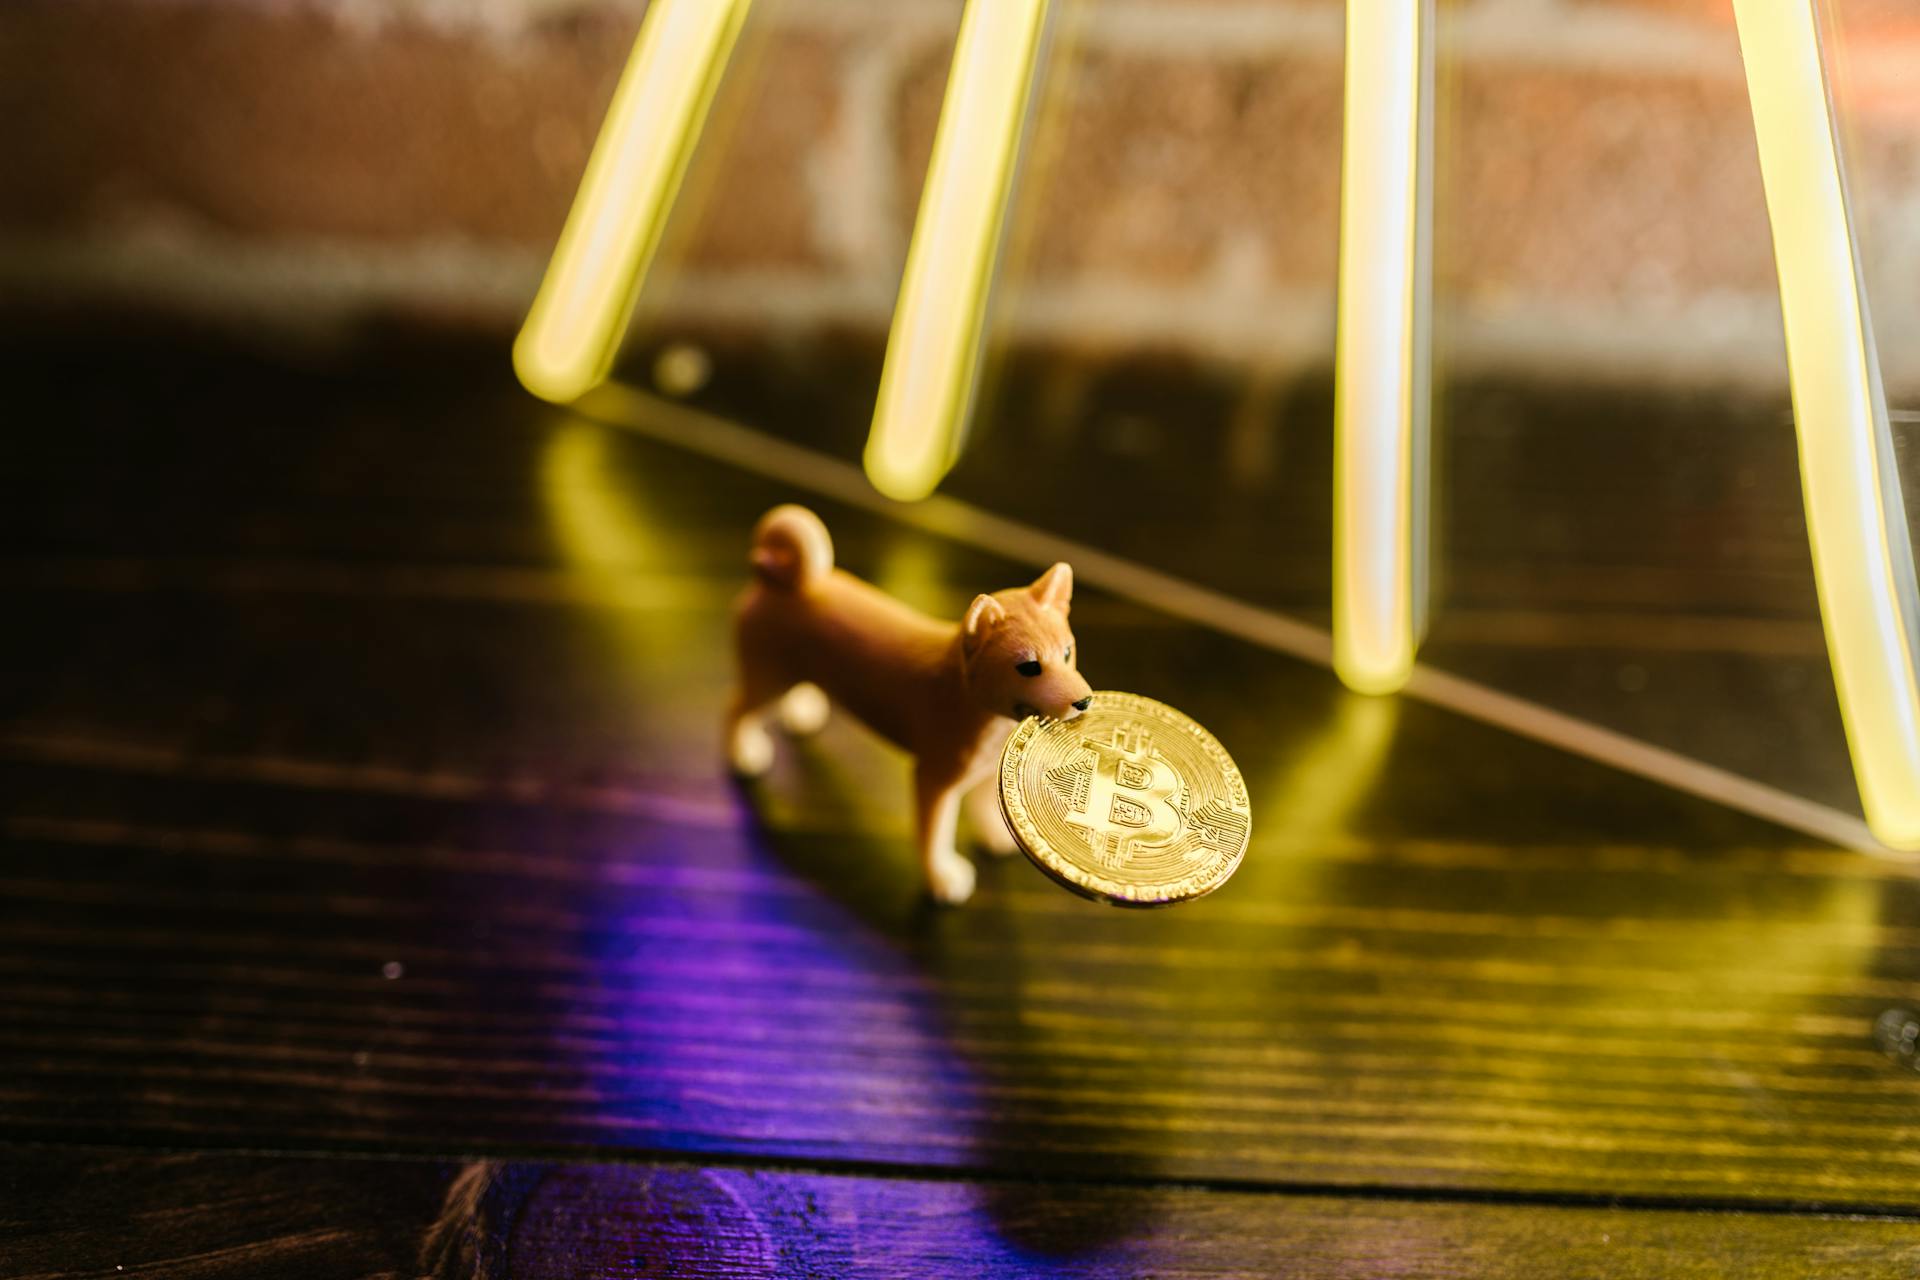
[
  {"left": 7, "top": 1149, "right": 1920, "bottom": 1279},
  {"left": 4, "top": 331, "right": 1920, "bottom": 1273}
]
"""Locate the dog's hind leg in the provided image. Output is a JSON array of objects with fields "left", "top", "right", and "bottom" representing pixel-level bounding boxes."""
[
  {"left": 725, "top": 691, "right": 778, "bottom": 778},
  {"left": 725, "top": 644, "right": 788, "bottom": 778},
  {"left": 776, "top": 682, "right": 830, "bottom": 736}
]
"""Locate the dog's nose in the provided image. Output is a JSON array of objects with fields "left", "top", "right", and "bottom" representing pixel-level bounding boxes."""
[{"left": 1072, "top": 695, "right": 1092, "bottom": 712}]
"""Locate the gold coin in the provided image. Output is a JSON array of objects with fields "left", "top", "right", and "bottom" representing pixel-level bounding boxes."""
[{"left": 999, "top": 691, "right": 1251, "bottom": 907}]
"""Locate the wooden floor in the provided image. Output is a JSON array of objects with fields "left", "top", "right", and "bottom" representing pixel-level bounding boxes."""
[{"left": 4, "top": 332, "right": 1919, "bottom": 1276}]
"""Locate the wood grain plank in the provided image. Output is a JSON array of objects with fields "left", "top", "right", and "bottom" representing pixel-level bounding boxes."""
[
  {"left": 4, "top": 334, "right": 1920, "bottom": 1208},
  {"left": 5, "top": 1148, "right": 1919, "bottom": 1279},
  {"left": 5, "top": 559, "right": 1919, "bottom": 1199},
  {"left": 0, "top": 1148, "right": 452, "bottom": 1280}
]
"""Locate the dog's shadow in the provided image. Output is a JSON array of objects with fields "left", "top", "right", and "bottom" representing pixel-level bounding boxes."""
[{"left": 733, "top": 728, "right": 1162, "bottom": 1262}]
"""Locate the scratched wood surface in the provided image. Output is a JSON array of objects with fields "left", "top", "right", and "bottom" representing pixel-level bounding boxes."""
[
  {"left": 3, "top": 332, "right": 1920, "bottom": 1271},
  {"left": 5, "top": 1149, "right": 1920, "bottom": 1279}
]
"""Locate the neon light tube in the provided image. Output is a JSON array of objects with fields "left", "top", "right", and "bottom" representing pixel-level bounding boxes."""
[
  {"left": 1733, "top": 0, "right": 1920, "bottom": 850},
  {"left": 864, "top": 0, "right": 1051, "bottom": 502},
  {"left": 514, "top": 0, "right": 754, "bottom": 404},
  {"left": 1332, "top": 0, "right": 1434, "bottom": 697}
]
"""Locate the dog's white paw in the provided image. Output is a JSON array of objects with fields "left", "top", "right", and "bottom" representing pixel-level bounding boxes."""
[
  {"left": 926, "top": 850, "right": 977, "bottom": 905},
  {"left": 777, "top": 682, "right": 830, "bottom": 736},
  {"left": 728, "top": 720, "right": 775, "bottom": 777}
]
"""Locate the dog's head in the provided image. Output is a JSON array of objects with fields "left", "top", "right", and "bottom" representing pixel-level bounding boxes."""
[{"left": 959, "top": 563, "right": 1093, "bottom": 722}]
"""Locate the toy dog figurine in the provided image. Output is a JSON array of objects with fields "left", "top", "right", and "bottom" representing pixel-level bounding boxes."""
[{"left": 728, "top": 505, "right": 1092, "bottom": 904}]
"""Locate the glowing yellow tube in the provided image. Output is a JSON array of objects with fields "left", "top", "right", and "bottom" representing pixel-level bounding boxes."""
[
  {"left": 1733, "top": 0, "right": 1920, "bottom": 850},
  {"left": 865, "top": 0, "right": 1051, "bottom": 502},
  {"left": 514, "top": 0, "right": 754, "bottom": 404},
  {"left": 1332, "top": 0, "right": 1434, "bottom": 698}
]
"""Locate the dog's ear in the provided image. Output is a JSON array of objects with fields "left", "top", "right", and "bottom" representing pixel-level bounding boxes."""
[
  {"left": 962, "top": 593, "right": 1007, "bottom": 641},
  {"left": 1030, "top": 562, "right": 1073, "bottom": 613}
]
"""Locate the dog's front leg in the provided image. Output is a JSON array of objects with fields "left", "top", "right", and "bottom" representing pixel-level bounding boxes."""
[
  {"left": 915, "top": 763, "right": 976, "bottom": 905},
  {"left": 966, "top": 776, "right": 1018, "bottom": 856}
]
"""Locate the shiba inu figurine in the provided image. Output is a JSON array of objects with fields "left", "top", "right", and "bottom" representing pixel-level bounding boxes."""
[{"left": 728, "top": 505, "right": 1092, "bottom": 904}]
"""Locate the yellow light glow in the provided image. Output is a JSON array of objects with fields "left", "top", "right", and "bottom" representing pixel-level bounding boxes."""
[
  {"left": 1332, "top": 0, "right": 1434, "bottom": 698},
  {"left": 1269, "top": 694, "right": 1400, "bottom": 843},
  {"left": 864, "top": 0, "right": 1051, "bottom": 502},
  {"left": 513, "top": 0, "right": 754, "bottom": 404},
  {"left": 1733, "top": 0, "right": 1920, "bottom": 851}
]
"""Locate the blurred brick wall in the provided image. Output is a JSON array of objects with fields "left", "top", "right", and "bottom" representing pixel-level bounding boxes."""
[{"left": 2, "top": 0, "right": 1917, "bottom": 391}]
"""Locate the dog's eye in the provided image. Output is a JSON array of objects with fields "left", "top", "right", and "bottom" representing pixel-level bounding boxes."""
[
  {"left": 1063, "top": 646, "right": 1073, "bottom": 663},
  {"left": 1016, "top": 659, "right": 1043, "bottom": 677}
]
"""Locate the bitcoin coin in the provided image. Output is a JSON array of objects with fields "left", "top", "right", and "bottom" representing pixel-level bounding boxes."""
[{"left": 999, "top": 691, "right": 1251, "bottom": 906}]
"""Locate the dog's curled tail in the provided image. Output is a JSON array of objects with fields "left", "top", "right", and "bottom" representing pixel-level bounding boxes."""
[{"left": 749, "top": 505, "right": 833, "bottom": 590}]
